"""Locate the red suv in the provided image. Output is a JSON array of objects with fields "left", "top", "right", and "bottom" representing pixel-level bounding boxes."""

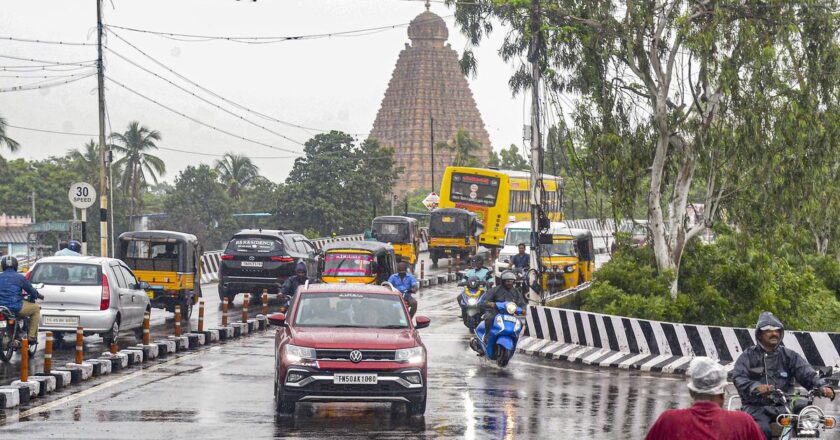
[{"left": 269, "top": 283, "right": 430, "bottom": 416}]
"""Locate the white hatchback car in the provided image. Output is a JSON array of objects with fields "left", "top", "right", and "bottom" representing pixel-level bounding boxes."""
[{"left": 27, "top": 256, "right": 151, "bottom": 344}]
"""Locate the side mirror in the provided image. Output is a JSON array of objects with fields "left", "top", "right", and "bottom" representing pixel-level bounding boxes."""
[
  {"left": 267, "top": 312, "right": 287, "bottom": 327},
  {"left": 136, "top": 281, "right": 151, "bottom": 290},
  {"left": 415, "top": 315, "right": 431, "bottom": 329}
]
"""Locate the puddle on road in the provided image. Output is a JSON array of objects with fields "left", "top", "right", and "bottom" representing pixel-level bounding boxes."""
[{"left": 91, "top": 409, "right": 199, "bottom": 423}]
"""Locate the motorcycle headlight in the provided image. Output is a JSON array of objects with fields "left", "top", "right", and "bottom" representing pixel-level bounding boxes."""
[
  {"left": 505, "top": 302, "right": 517, "bottom": 314},
  {"left": 395, "top": 346, "right": 424, "bottom": 364},
  {"left": 798, "top": 407, "right": 823, "bottom": 431},
  {"left": 467, "top": 298, "right": 478, "bottom": 306},
  {"left": 565, "top": 265, "right": 576, "bottom": 273},
  {"left": 285, "top": 344, "right": 317, "bottom": 364}
]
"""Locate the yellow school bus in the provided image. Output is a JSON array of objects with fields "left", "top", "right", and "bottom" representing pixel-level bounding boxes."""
[{"left": 438, "top": 167, "right": 563, "bottom": 247}]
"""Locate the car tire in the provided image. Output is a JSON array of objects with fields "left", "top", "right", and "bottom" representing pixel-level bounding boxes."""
[
  {"left": 0, "top": 327, "right": 14, "bottom": 363},
  {"left": 406, "top": 389, "right": 427, "bottom": 416},
  {"left": 181, "top": 297, "right": 193, "bottom": 320},
  {"left": 218, "top": 285, "right": 228, "bottom": 302},
  {"left": 102, "top": 318, "right": 120, "bottom": 346},
  {"left": 274, "top": 379, "right": 295, "bottom": 415}
]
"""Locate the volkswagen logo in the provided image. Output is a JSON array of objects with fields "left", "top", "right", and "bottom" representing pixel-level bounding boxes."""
[
  {"left": 248, "top": 256, "right": 255, "bottom": 261},
  {"left": 349, "top": 350, "right": 363, "bottom": 363}
]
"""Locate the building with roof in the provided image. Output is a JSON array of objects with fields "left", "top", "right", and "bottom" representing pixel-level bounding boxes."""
[
  {"left": 369, "top": 3, "right": 493, "bottom": 196},
  {"left": 0, "top": 214, "right": 32, "bottom": 257}
]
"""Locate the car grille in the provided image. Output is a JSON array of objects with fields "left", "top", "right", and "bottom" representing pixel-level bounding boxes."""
[
  {"left": 316, "top": 349, "right": 396, "bottom": 361},
  {"left": 301, "top": 381, "right": 409, "bottom": 394}
]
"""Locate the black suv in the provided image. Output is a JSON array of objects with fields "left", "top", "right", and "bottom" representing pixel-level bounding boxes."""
[{"left": 218, "top": 229, "right": 318, "bottom": 302}]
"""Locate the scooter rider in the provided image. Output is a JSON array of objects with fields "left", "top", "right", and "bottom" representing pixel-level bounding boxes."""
[
  {"left": 0, "top": 256, "right": 44, "bottom": 345},
  {"left": 478, "top": 270, "right": 525, "bottom": 349},
  {"left": 731, "top": 311, "right": 835, "bottom": 439},
  {"left": 280, "top": 262, "right": 318, "bottom": 298},
  {"left": 388, "top": 262, "right": 418, "bottom": 317},
  {"left": 54, "top": 240, "right": 82, "bottom": 256},
  {"left": 464, "top": 255, "right": 492, "bottom": 285}
]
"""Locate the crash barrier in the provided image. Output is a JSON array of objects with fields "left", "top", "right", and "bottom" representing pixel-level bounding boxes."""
[
  {"left": 518, "top": 304, "right": 840, "bottom": 375},
  {"left": 0, "top": 302, "right": 273, "bottom": 409}
]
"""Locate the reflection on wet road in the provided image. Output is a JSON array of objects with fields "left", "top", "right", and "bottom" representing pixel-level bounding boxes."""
[{"left": 2, "top": 282, "right": 840, "bottom": 439}]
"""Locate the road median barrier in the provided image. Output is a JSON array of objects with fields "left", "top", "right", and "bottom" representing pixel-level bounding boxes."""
[
  {"left": 100, "top": 351, "right": 129, "bottom": 370},
  {"left": 155, "top": 339, "right": 177, "bottom": 355},
  {"left": 120, "top": 349, "right": 143, "bottom": 366},
  {"left": 185, "top": 333, "right": 205, "bottom": 348},
  {"left": 201, "top": 329, "right": 220, "bottom": 342},
  {"left": 167, "top": 335, "right": 189, "bottom": 351}
]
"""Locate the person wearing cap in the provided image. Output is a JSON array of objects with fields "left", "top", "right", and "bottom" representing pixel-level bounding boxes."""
[
  {"left": 646, "top": 357, "right": 764, "bottom": 439},
  {"left": 280, "top": 262, "right": 317, "bottom": 298},
  {"left": 731, "top": 311, "right": 834, "bottom": 439}
]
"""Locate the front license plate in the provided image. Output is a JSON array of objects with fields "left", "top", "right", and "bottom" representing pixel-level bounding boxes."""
[
  {"left": 333, "top": 374, "right": 378, "bottom": 385},
  {"left": 42, "top": 315, "right": 80, "bottom": 327},
  {"left": 241, "top": 261, "right": 263, "bottom": 267},
  {"left": 147, "top": 291, "right": 155, "bottom": 299}
]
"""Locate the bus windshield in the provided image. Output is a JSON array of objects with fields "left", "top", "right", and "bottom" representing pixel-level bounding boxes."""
[
  {"left": 449, "top": 173, "right": 499, "bottom": 207},
  {"left": 505, "top": 229, "right": 530, "bottom": 246}
]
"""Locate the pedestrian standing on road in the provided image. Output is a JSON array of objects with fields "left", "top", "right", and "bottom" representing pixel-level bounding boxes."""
[
  {"left": 645, "top": 356, "right": 764, "bottom": 440},
  {"left": 388, "top": 262, "right": 418, "bottom": 317},
  {"left": 510, "top": 244, "right": 529, "bottom": 269}
]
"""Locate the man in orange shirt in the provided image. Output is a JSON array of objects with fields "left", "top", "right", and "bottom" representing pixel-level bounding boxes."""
[{"left": 646, "top": 357, "right": 764, "bottom": 440}]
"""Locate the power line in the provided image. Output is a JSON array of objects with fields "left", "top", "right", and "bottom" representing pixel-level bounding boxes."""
[
  {"left": 5, "top": 124, "right": 97, "bottom": 137},
  {"left": 0, "top": 54, "right": 97, "bottom": 66},
  {"left": 0, "top": 64, "right": 96, "bottom": 72},
  {"left": 105, "top": 46, "right": 306, "bottom": 146},
  {"left": 0, "top": 36, "right": 94, "bottom": 46},
  {"left": 104, "top": 14, "right": 455, "bottom": 44},
  {"left": 0, "top": 71, "right": 95, "bottom": 79},
  {"left": 0, "top": 72, "right": 96, "bottom": 93},
  {"left": 105, "top": 75, "right": 305, "bottom": 156},
  {"left": 106, "top": 29, "right": 362, "bottom": 136}
]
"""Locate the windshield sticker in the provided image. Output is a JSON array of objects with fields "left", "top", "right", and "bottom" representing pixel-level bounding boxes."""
[{"left": 338, "top": 293, "right": 364, "bottom": 298}]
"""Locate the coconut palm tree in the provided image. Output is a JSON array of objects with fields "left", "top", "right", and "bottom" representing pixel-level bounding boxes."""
[
  {"left": 0, "top": 114, "right": 20, "bottom": 158},
  {"left": 214, "top": 152, "right": 260, "bottom": 200},
  {"left": 67, "top": 139, "right": 100, "bottom": 183},
  {"left": 109, "top": 121, "right": 165, "bottom": 217},
  {"left": 435, "top": 128, "right": 483, "bottom": 167}
]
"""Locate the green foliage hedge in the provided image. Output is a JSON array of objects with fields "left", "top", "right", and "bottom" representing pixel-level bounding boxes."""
[{"left": 581, "top": 230, "right": 840, "bottom": 331}]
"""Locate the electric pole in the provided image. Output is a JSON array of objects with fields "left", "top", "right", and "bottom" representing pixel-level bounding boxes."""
[
  {"left": 96, "top": 0, "right": 110, "bottom": 257},
  {"left": 527, "top": 0, "right": 544, "bottom": 303},
  {"left": 430, "top": 115, "right": 436, "bottom": 193}
]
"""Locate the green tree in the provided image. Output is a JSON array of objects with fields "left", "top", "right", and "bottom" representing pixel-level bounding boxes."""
[
  {"left": 498, "top": 144, "right": 528, "bottom": 171},
  {"left": 66, "top": 140, "right": 100, "bottom": 184},
  {"left": 435, "top": 128, "right": 484, "bottom": 167},
  {"left": 158, "top": 165, "right": 234, "bottom": 250},
  {"left": 486, "top": 150, "right": 501, "bottom": 168},
  {"left": 214, "top": 152, "right": 260, "bottom": 200},
  {"left": 109, "top": 121, "right": 166, "bottom": 218},
  {"left": 0, "top": 114, "right": 19, "bottom": 158}
]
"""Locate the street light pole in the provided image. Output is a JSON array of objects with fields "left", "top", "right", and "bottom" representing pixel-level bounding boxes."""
[{"left": 96, "top": 0, "right": 110, "bottom": 257}]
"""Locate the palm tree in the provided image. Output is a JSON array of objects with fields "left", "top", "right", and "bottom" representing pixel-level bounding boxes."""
[
  {"left": 67, "top": 139, "right": 99, "bottom": 183},
  {"left": 214, "top": 152, "right": 260, "bottom": 200},
  {"left": 435, "top": 128, "right": 483, "bottom": 167},
  {"left": 0, "top": 114, "right": 20, "bottom": 158},
  {"left": 109, "top": 121, "right": 166, "bottom": 217}
]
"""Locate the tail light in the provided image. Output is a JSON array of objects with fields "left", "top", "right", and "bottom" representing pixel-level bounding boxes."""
[
  {"left": 100, "top": 273, "right": 111, "bottom": 310},
  {"left": 25, "top": 271, "right": 32, "bottom": 280},
  {"left": 271, "top": 256, "right": 295, "bottom": 262},
  {"left": 220, "top": 254, "right": 234, "bottom": 260}
]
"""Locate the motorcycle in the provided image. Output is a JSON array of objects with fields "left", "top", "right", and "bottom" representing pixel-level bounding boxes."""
[
  {"left": 727, "top": 388, "right": 837, "bottom": 439},
  {"left": 456, "top": 277, "right": 488, "bottom": 330},
  {"left": 469, "top": 301, "right": 525, "bottom": 367},
  {"left": 0, "top": 296, "right": 39, "bottom": 362}
]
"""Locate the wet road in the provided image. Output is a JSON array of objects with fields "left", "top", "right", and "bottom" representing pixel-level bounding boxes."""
[{"left": 3, "top": 281, "right": 840, "bottom": 439}]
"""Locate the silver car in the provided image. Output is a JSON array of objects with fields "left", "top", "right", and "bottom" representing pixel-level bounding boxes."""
[{"left": 28, "top": 256, "right": 151, "bottom": 344}]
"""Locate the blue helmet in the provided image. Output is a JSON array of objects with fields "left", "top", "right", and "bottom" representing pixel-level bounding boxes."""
[
  {"left": 67, "top": 240, "right": 82, "bottom": 253},
  {"left": 295, "top": 262, "right": 307, "bottom": 274}
]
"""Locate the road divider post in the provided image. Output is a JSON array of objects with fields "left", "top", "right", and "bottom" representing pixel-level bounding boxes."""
[
  {"left": 448, "top": 258, "right": 452, "bottom": 275},
  {"left": 198, "top": 299, "right": 205, "bottom": 332},
  {"left": 44, "top": 332, "right": 53, "bottom": 374},
  {"left": 143, "top": 311, "right": 150, "bottom": 345},
  {"left": 262, "top": 290, "right": 269, "bottom": 316},
  {"left": 222, "top": 297, "right": 229, "bottom": 327},
  {"left": 420, "top": 260, "right": 425, "bottom": 279},
  {"left": 20, "top": 339, "right": 28, "bottom": 383},
  {"left": 175, "top": 305, "right": 182, "bottom": 337},
  {"left": 75, "top": 326, "right": 84, "bottom": 365},
  {"left": 242, "top": 293, "right": 249, "bottom": 322}
]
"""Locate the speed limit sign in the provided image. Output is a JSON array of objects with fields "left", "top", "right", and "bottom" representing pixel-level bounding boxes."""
[{"left": 68, "top": 182, "right": 96, "bottom": 209}]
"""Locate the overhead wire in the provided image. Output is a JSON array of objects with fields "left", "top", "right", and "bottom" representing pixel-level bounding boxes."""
[
  {"left": 0, "top": 36, "right": 94, "bottom": 46},
  {"left": 106, "top": 29, "right": 363, "bottom": 136},
  {"left": 0, "top": 54, "right": 97, "bottom": 66},
  {"left": 0, "top": 72, "right": 96, "bottom": 92},
  {"left": 0, "top": 64, "right": 96, "bottom": 72}
]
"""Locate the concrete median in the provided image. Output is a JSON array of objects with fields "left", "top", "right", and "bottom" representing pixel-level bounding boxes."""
[
  {"left": 0, "top": 385, "right": 27, "bottom": 406},
  {"left": 185, "top": 333, "right": 206, "bottom": 348},
  {"left": 35, "top": 370, "right": 71, "bottom": 389},
  {"left": 0, "top": 387, "right": 20, "bottom": 408},
  {"left": 167, "top": 335, "right": 190, "bottom": 351},
  {"left": 10, "top": 379, "right": 40, "bottom": 398},
  {"left": 156, "top": 339, "right": 177, "bottom": 355},
  {"left": 64, "top": 362, "right": 94, "bottom": 380},
  {"left": 201, "top": 329, "right": 220, "bottom": 342},
  {"left": 27, "top": 375, "right": 56, "bottom": 395}
]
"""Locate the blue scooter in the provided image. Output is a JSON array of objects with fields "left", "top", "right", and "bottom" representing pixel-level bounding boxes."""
[
  {"left": 469, "top": 301, "right": 525, "bottom": 367},
  {"left": 457, "top": 277, "right": 488, "bottom": 330}
]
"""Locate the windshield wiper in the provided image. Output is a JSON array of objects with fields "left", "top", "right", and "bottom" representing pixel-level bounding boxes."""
[
  {"left": 330, "top": 324, "right": 366, "bottom": 328},
  {"left": 377, "top": 325, "right": 409, "bottom": 329}
]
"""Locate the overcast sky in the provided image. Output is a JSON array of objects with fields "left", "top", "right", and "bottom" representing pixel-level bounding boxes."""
[{"left": 0, "top": 0, "right": 526, "bottom": 184}]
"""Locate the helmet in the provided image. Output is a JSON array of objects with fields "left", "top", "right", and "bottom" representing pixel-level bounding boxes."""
[
  {"left": 472, "top": 255, "right": 484, "bottom": 265},
  {"left": 1, "top": 255, "right": 18, "bottom": 271},
  {"left": 467, "top": 276, "right": 480, "bottom": 290},
  {"left": 500, "top": 270, "right": 516, "bottom": 282},
  {"left": 295, "top": 262, "right": 307, "bottom": 274},
  {"left": 67, "top": 240, "right": 82, "bottom": 253}
]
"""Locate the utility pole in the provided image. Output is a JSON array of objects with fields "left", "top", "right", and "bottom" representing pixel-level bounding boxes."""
[
  {"left": 430, "top": 115, "right": 436, "bottom": 193},
  {"left": 96, "top": 0, "right": 110, "bottom": 257},
  {"left": 527, "top": 0, "right": 544, "bottom": 303},
  {"left": 30, "top": 191, "right": 35, "bottom": 223}
]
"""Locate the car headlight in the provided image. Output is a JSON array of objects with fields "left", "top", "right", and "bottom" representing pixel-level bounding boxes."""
[
  {"left": 395, "top": 346, "right": 424, "bottom": 364},
  {"left": 798, "top": 407, "right": 822, "bottom": 430},
  {"left": 467, "top": 298, "right": 478, "bottom": 306},
  {"left": 285, "top": 344, "right": 316, "bottom": 364},
  {"left": 565, "top": 265, "right": 576, "bottom": 273},
  {"left": 505, "top": 302, "right": 517, "bottom": 314}
]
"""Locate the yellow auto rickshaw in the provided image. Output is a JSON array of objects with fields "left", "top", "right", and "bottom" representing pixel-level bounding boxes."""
[
  {"left": 428, "top": 208, "right": 483, "bottom": 267},
  {"left": 117, "top": 230, "right": 203, "bottom": 319},
  {"left": 319, "top": 241, "right": 397, "bottom": 285},
  {"left": 542, "top": 228, "right": 594, "bottom": 293},
  {"left": 371, "top": 216, "right": 420, "bottom": 268}
]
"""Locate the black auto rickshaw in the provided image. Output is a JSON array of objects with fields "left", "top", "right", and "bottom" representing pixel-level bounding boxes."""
[
  {"left": 319, "top": 241, "right": 397, "bottom": 285},
  {"left": 371, "top": 216, "right": 420, "bottom": 269},
  {"left": 428, "top": 208, "right": 483, "bottom": 267},
  {"left": 117, "top": 230, "right": 203, "bottom": 319}
]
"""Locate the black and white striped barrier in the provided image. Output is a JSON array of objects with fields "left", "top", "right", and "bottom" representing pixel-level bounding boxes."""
[
  {"left": 519, "top": 305, "right": 840, "bottom": 375},
  {"left": 0, "top": 316, "right": 271, "bottom": 409}
]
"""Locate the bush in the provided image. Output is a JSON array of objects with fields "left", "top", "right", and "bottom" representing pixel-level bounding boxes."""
[{"left": 581, "top": 231, "right": 840, "bottom": 331}]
